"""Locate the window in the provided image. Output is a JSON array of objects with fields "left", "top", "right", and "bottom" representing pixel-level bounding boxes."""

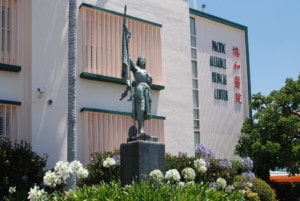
[
  {"left": 79, "top": 5, "right": 163, "bottom": 85},
  {"left": 194, "top": 131, "right": 200, "bottom": 145},
  {"left": 190, "top": 17, "right": 200, "bottom": 144},
  {"left": 0, "top": 0, "right": 18, "bottom": 64},
  {"left": 0, "top": 104, "right": 18, "bottom": 141},
  {"left": 190, "top": 17, "right": 196, "bottom": 35},
  {"left": 81, "top": 109, "right": 165, "bottom": 160}
]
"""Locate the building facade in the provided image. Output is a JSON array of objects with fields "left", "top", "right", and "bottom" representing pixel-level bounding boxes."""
[{"left": 0, "top": 0, "right": 250, "bottom": 167}]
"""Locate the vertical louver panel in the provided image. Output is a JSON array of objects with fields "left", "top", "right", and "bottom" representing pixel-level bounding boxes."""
[
  {"left": 79, "top": 7, "right": 163, "bottom": 85},
  {"left": 0, "top": 104, "right": 17, "bottom": 141},
  {"left": 82, "top": 111, "right": 164, "bottom": 160},
  {"left": 0, "top": 0, "right": 18, "bottom": 65}
]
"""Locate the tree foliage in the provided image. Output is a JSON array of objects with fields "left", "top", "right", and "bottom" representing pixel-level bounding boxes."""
[{"left": 235, "top": 75, "right": 300, "bottom": 181}]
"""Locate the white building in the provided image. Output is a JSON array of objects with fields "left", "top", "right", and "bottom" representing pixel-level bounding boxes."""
[{"left": 0, "top": 0, "right": 250, "bottom": 167}]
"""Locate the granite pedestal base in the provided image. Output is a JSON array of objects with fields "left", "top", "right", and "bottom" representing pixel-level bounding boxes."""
[{"left": 120, "top": 140, "right": 165, "bottom": 186}]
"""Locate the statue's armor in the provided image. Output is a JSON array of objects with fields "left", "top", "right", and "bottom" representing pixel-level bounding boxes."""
[{"left": 131, "top": 65, "right": 152, "bottom": 120}]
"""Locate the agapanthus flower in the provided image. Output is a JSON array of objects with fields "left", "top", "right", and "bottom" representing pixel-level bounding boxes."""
[
  {"left": 198, "top": 165, "right": 208, "bottom": 173},
  {"left": 194, "top": 158, "right": 207, "bottom": 173},
  {"left": 181, "top": 167, "right": 196, "bottom": 181},
  {"left": 149, "top": 169, "right": 164, "bottom": 182},
  {"left": 239, "top": 157, "right": 253, "bottom": 171},
  {"left": 225, "top": 185, "right": 235, "bottom": 192},
  {"left": 113, "top": 154, "right": 121, "bottom": 165},
  {"left": 103, "top": 157, "right": 116, "bottom": 168},
  {"left": 27, "top": 185, "right": 47, "bottom": 201},
  {"left": 219, "top": 159, "right": 232, "bottom": 169},
  {"left": 195, "top": 144, "right": 215, "bottom": 159},
  {"left": 242, "top": 171, "right": 256, "bottom": 182},
  {"left": 76, "top": 167, "right": 89, "bottom": 179},
  {"left": 165, "top": 169, "right": 181, "bottom": 182},
  {"left": 216, "top": 177, "right": 227, "bottom": 189},
  {"left": 8, "top": 186, "right": 16, "bottom": 194},
  {"left": 22, "top": 175, "right": 29, "bottom": 182},
  {"left": 54, "top": 161, "right": 71, "bottom": 181},
  {"left": 70, "top": 160, "right": 83, "bottom": 173},
  {"left": 43, "top": 170, "right": 61, "bottom": 187}
]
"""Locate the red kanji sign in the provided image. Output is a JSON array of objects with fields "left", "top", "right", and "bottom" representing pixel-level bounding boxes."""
[
  {"left": 234, "top": 76, "right": 240, "bottom": 89},
  {"left": 235, "top": 93, "right": 242, "bottom": 104},
  {"left": 233, "top": 62, "right": 240, "bottom": 70},
  {"left": 232, "top": 46, "right": 240, "bottom": 57}
]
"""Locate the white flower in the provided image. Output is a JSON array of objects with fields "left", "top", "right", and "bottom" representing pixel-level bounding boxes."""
[
  {"left": 216, "top": 177, "right": 227, "bottom": 189},
  {"left": 70, "top": 160, "right": 83, "bottom": 173},
  {"left": 103, "top": 157, "right": 116, "bottom": 168},
  {"left": 44, "top": 160, "right": 89, "bottom": 188},
  {"left": 239, "top": 189, "right": 246, "bottom": 194},
  {"left": 76, "top": 167, "right": 89, "bottom": 179},
  {"left": 69, "top": 160, "right": 89, "bottom": 179},
  {"left": 194, "top": 158, "right": 207, "bottom": 173},
  {"left": 181, "top": 167, "right": 196, "bottom": 181},
  {"left": 28, "top": 185, "right": 47, "bottom": 201},
  {"left": 43, "top": 170, "right": 61, "bottom": 187},
  {"left": 198, "top": 165, "right": 208, "bottom": 173},
  {"left": 165, "top": 169, "right": 181, "bottom": 182},
  {"left": 178, "top": 181, "right": 185, "bottom": 187},
  {"left": 186, "top": 181, "right": 195, "bottom": 186},
  {"left": 225, "top": 185, "right": 235, "bottom": 192},
  {"left": 54, "top": 161, "right": 71, "bottom": 181},
  {"left": 149, "top": 169, "right": 164, "bottom": 182},
  {"left": 246, "top": 182, "right": 253, "bottom": 188},
  {"left": 8, "top": 186, "right": 16, "bottom": 194}
]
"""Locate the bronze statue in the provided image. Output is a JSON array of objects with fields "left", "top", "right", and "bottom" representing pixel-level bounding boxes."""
[
  {"left": 130, "top": 56, "right": 152, "bottom": 134},
  {"left": 120, "top": 6, "right": 152, "bottom": 135}
]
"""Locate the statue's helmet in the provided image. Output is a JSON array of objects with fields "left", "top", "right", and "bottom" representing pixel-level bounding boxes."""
[{"left": 136, "top": 56, "right": 146, "bottom": 68}]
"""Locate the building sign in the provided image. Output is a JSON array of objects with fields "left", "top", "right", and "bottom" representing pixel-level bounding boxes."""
[
  {"left": 210, "top": 56, "right": 226, "bottom": 69},
  {"left": 233, "top": 47, "right": 242, "bottom": 104},
  {"left": 210, "top": 40, "right": 242, "bottom": 104},
  {"left": 210, "top": 40, "right": 227, "bottom": 101},
  {"left": 212, "top": 40, "right": 226, "bottom": 54},
  {"left": 232, "top": 46, "right": 240, "bottom": 57}
]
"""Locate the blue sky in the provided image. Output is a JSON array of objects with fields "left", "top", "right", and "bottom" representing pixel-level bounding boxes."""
[{"left": 189, "top": 0, "right": 300, "bottom": 96}]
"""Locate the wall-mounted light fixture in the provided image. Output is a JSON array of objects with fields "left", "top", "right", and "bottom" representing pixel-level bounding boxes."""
[{"left": 37, "top": 88, "right": 45, "bottom": 94}]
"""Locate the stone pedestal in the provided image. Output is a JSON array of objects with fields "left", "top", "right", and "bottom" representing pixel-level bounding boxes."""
[{"left": 120, "top": 140, "right": 165, "bottom": 186}]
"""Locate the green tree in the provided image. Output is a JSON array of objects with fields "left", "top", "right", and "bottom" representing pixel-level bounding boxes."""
[{"left": 235, "top": 75, "right": 300, "bottom": 181}]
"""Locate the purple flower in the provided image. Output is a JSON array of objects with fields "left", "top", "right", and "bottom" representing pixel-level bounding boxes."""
[
  {"left": 240, "top": 157, "right": 253, "bottom": 171},
  {"left": 195, "top": 144, "right": 215, "bottom": 159},
  {"left": 205, "top": 159, "right": 211, "bottom": 168},
  {"left": 22, "top": 175, "right": 29, "bottom": 182},
  {"left": 209, "top": 181, "right": 217, "bottom": 189},
  {"left": 39, "top": 181, "right": 46, "bottom": 189},
  {"left": 242, "top": 171, "right": 255, "bottom": 182},
  {"left": 112, "top": 154, "right": 121, "bottom": 166},
  {"left": 219, "top": 159, "right": 232, "bottom": 169}
]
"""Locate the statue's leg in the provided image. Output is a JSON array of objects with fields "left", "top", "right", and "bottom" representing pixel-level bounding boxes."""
[{"left": 137, "top": 110, "right": 145, "bottom": 134}]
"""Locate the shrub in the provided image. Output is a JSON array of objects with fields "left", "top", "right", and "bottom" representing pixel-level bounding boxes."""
[
  {"left": 165, "top": 152, "right": 195, "bottom": 173},
  {"left": 0, "top": 140, "right": 47, "bottom": 200},
  {"left": 52, "top": 180, "right": 246, "bottom": 201},
  {"left": 252, "top": 178, "right": 276, "bottom": 201},
  {"left": 165, "top": 152, "right": 246, "bottom": 186},
  {"left": 79, "top": 150, "right": 120, "bottom": 186},
  {"left": 244, "top": 187, "right": 260, "bottom": 201}
]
